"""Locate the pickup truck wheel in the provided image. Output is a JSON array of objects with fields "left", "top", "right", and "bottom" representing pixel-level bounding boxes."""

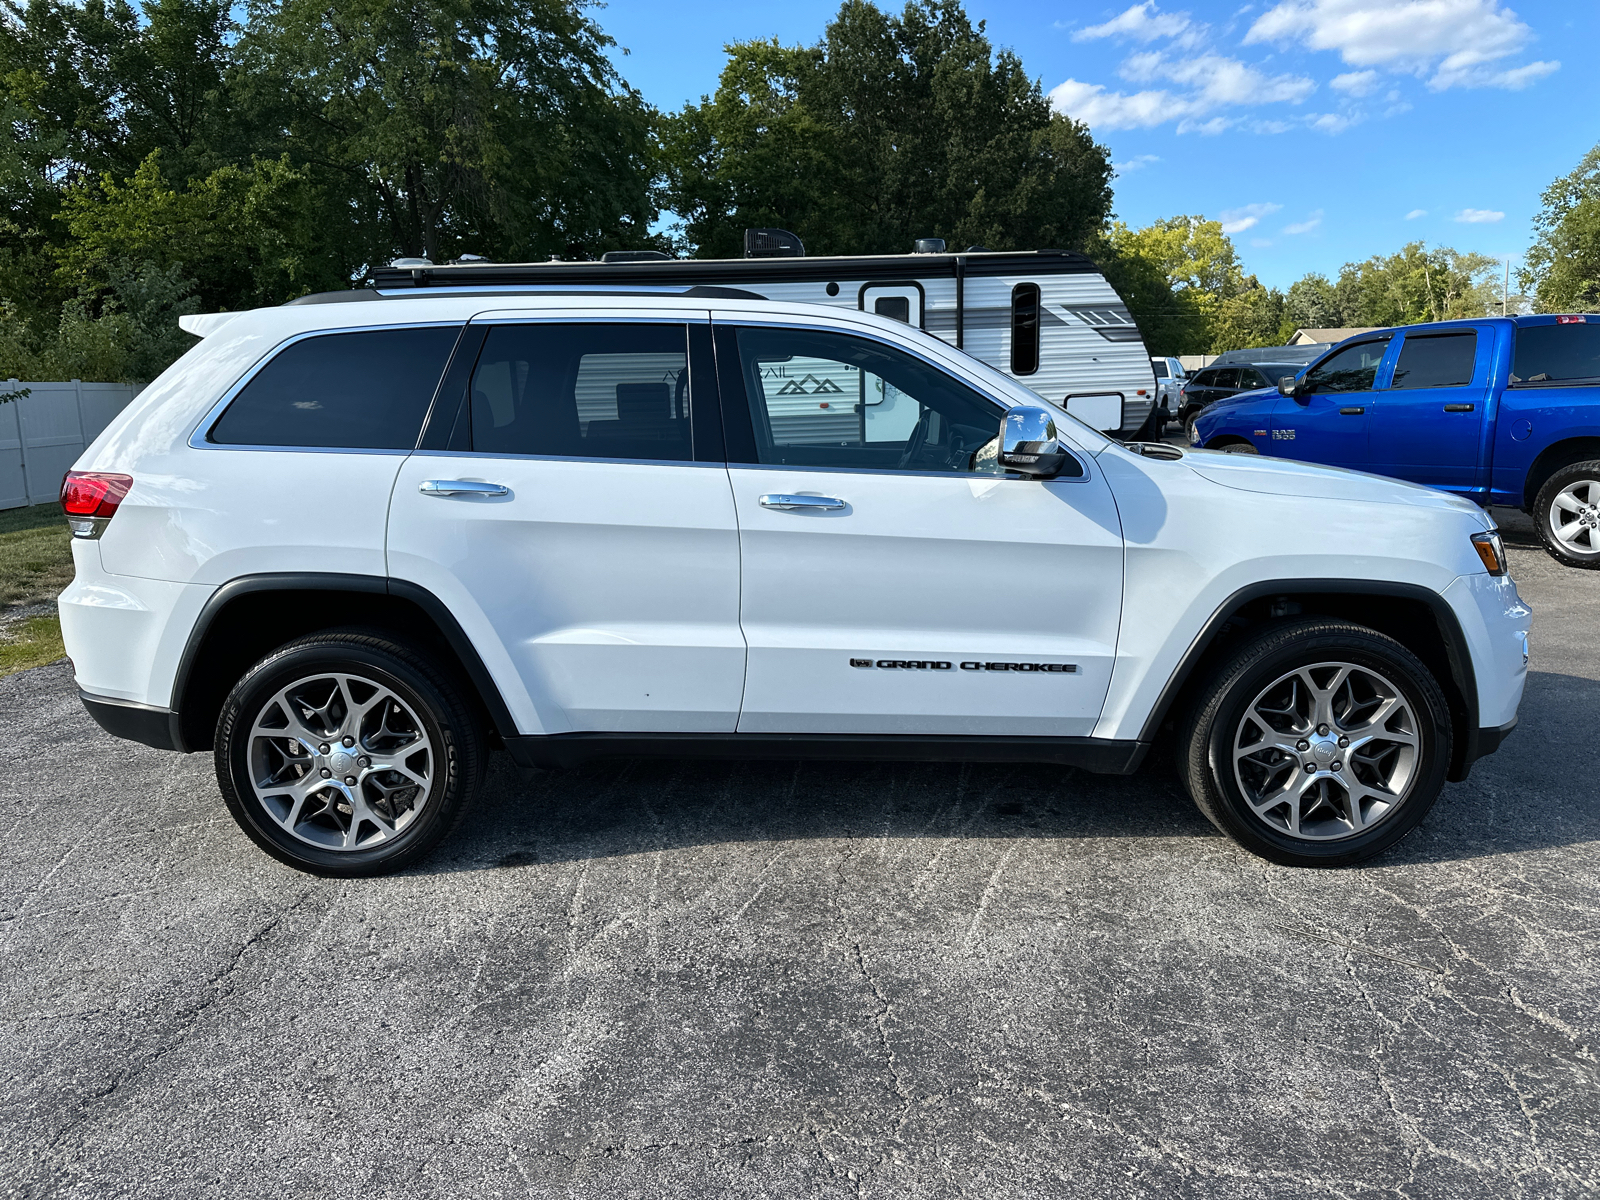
[
  {"left": 1534, "top": 461, "right": 1600, "bottom": 569},
  {"left": 214, "top": 631, "right": 485, "bottom": 877},
  {"left": 1178, "top": 620, "right": 1452, "bottom": 867}
]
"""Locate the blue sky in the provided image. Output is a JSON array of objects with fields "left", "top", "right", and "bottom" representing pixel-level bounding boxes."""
[{"left": 595, "top": 0, "right": 1595, "bottom": 290}]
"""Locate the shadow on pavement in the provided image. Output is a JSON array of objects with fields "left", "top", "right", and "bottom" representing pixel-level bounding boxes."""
[{"left": 416, "top": 670, "right": 1599, "bottom": 876}]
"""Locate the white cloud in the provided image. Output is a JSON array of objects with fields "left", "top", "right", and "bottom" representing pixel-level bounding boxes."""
[
  {"left": 1251, "top": 238, "right": 1274, "bottom": 247},
  {"left": 1454, "top": 207, "right": 1505, "bottom": 223},
  {"left": 1114, "top": 154, "right": 1162, "bottom": 174},
  {"left": 1244, "top": 0, "right": 1559, "bottom": 91},
  {"left": 1405, "top": 208, "right": 1428, "bottom": 219},
  {"left": 1220, "top": 202, "right": 1283, "bottom": 233},
  {"left": 1330, "top": 69, "right": 1379, "bottom": 95},
  {"left": 1074, "top": 2, "right": 1207, "bottom": 49},
  {"left": 1309, "top": 112, "right": 1356, "bottom": 132},
  {"left": 1050, "top": 53, "right": 1314, "bottom": 131},
  {"left": 1283, "top": 209, "right": 1324, "bottom": 234}
]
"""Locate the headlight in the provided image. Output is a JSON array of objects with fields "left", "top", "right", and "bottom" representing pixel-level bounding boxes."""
[{"left": 1471, "top": 530, "right": 1508, "bottom": 576}]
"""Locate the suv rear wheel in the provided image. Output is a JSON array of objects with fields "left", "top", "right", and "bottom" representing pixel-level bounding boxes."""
[
  {"left": 215, "top": 631, "right": 485, "bottom": 876},
  {"left": 1178, "top": 619, "right": 1452, "bottom": 867},
  {"left": 1533, "top": 460, "right": 1600, "bottom": 569}
]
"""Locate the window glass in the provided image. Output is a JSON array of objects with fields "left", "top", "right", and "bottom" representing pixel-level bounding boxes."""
[
  {"left": 1211, "top": 368, "right": 1241, "bottom": 390},
  {"left": 1391, "top": 332, "right": 1476, "bottom": 389},
  {"left": 1512, "top": 323, "right": 1600, "bottom": 383},
  {"left": 1191, "top": 370, "right": 1216, "bottom": 388},
  {"left": 1238, "top": 369, "right": 1267, "bottom": 389},
  {"left": 733, "top": 326, "right": 1007, "bottom": 473},
  {"left": 873, "top": 296, "right": 911, "bottom": 323},
  {"left": 1011, "top": 283, "right": 1041, "bottom": 375},
  {"left": 1304, "top": 339, "right": 1389, "bottom": 393},
  {"left": 209, "top": 326, "right": 459, "bottom": 449},
  {"left": 1151, "top": 360, "right": 1169, "bottom": 378},
  {"left": 469, "top": 323, "right": 690, "bottom": 460}
]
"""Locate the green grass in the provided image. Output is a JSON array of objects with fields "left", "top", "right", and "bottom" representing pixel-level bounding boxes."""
[
  {"left": 0, "top": 615, "right": 65, "bottom": 676},
  {"left": 0, "top": 502, "right": 73, "bottom": 677},
  {"left": 0, "top": 502, "right": 74, "bottom": 608}
]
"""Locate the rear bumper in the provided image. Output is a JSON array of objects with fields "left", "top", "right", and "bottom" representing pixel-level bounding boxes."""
[{"left": 80, "top": 690, "right": 185, "bottom": 752}]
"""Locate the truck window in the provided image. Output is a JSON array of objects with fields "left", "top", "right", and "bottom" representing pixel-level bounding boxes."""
[
  {"left": 1151, "top": 360, "right": 1169, "bottom": 378},
  {"left": 1304, "top": 339, "right": 1389, "bottom": 393},
  {"left": 209, "top": 325, "right": 460, "bottom": 450},
  {"left": 1391, "top": 332, "right": 1476, "bottom": 389},
  {"left": 1512, "top": 323, "right": 1600, "bottom": 384}
]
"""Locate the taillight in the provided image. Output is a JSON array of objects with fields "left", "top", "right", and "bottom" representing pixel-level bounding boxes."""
[{"left": 60, "top": 471, "right": 133, "bottom": 539}]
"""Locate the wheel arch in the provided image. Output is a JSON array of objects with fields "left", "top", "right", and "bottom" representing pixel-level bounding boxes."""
[
  {"left": 1139, "top": 580, "right": 1480, "bottom": 783},
  {"left": 171, "top": 573, "right": 517, "bottom": 753},
  {"left": 1522, "top": 435, "right": 1600, "bottom": 509}
]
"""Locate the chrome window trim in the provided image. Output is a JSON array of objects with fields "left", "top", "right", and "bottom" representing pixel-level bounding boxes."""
[
  {"left": 723, "top": 460, "right": 1092, "bottom": 485},
  {"left": 716, "top": 318, "right": 1092, "bottom": 483},
  {"left": 408, "top": 449, "right": 722, "bottom": 470},
  {"left": 187, "top": 321, "right": 466, "bottom": 452}
]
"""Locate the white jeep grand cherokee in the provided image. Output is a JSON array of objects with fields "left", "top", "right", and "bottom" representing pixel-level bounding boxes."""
[{"left": 58, "top": 289, "right": 1529, "bottom": 875}]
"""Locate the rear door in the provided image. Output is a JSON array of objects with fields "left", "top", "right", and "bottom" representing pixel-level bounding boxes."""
[
  {"left": 1367, "top": 326, "right": 1492, "bottom": 492},
  {"left": 386, "top": 311, "right": 746, "bottom": 737},
  {"left": 1270, "top": 338, "right": 1389, "bottom": 469}
]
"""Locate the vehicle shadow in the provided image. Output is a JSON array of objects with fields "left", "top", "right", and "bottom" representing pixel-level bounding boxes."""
[{"left": 416, "top": 670, "right": 1597, "bottom": 875}]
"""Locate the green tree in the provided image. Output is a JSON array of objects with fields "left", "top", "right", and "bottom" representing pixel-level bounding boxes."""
[
  {"left": 1284, "top": 273, "right": 1339, "bottom": 331},
  {"left": 1210, "top": 277, "right": 1288, "bottom": 353},
  {"left": 1090, "top": 215, "right": 1249, "bottom": 355},
  {"left": 1521, "top": 143, "right": 1600, "bottom": 312},
  {"left": 1333, "top": 242, "right": 1499, "bottom": 326},
  {"left": 236, "top": 0, "right": 660, "bottom": 263},
  {"left": 661, "top": 0, "right": 1113, "bottom": 257}
]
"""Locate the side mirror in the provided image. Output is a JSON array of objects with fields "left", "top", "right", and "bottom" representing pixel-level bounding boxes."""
[
  {"left": 1278, "top": 375, "right": 1306, "bottom": 402},
  {"left": 997, "top": 406, "right": 1071, "bottom": 478}
]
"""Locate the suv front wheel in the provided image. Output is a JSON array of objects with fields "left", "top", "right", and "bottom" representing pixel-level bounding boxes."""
[
  {"left": 215, "top": 631, "right": 485, "bottom": 876},
  {"left": 1179, "top": 620, "right": 1453, "bottom": 867}
]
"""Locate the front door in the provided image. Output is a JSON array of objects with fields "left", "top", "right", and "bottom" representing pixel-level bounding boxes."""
[
  {"left": 387, "top": 314, "right": 746, "bottom": 737},
  {"left": 714, "top": 319, "right": 1124, "bottom": 737},
  {"left": 1271, "top": 337, "right": 1391, "bottom": 469},
  {"left": 1368, "top": 326, "right": 1492, "bottom": 493}
]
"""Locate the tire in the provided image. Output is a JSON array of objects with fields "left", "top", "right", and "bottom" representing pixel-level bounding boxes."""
[
  {"left": 1218, "top": 440, "right": 1259, "bottom": 455},
  {"left": 215, "top": 630, "right": 486, "bottom": 876},
  {"left": 1183, "top": 415, "right": 1198, "bottom": 444},
  {"left": 1177, "top": 619, "right": 1453, "bottom": 867},
  {"left": 1532, "top": 459, "right": 1600, "bottom": 569}
]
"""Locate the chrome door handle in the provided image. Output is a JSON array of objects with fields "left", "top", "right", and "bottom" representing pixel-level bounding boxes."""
[
  {"left": 759, "top": 493, "right": 847, "bottom": 511},
  {"left": 419, "top": 480, "right": 509, "bottom": 497}
]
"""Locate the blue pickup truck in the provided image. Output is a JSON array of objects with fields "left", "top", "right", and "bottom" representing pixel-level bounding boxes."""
[{"left": 1191, "top": 314, "right": 1600, "bottom": 567}]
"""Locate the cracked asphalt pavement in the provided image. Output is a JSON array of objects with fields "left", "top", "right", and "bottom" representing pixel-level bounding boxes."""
[{"left": 3, "top": 525, "right": 1598, "bottom": 1198}]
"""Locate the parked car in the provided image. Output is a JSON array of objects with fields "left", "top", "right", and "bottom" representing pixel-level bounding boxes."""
[
  {"left": 59, "top": 286, "right": 1527, "bottom": 876},
  {"left": 1178, "top": 361, "right": 1305, "bottom": 436},
  {"left": 1190, "top": 315, "right": 1600, "bottom": 568},
  {"left": 1150, "top": 356, "right": 1187, "bottom": 426}
]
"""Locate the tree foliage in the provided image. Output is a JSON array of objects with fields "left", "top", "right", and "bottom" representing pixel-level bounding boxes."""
[
  {"left": 661, "top": 0, "right": 1113, "bottom": 257},
  {"left": 1521, "top": 142, "right": 1600, "bottom": 313}
]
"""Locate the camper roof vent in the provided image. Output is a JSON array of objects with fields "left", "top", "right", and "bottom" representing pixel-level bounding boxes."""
[
  {"left": 390, "top": 257, "right": 433, "bottom": 267},
  {"left": 744, "top": 228, "right": 805, "bottom": 259},
  {"left": 914, "top": 238, "right": 946, "bottom": 254},
  {"left": 601, "top": 250, "right": 674, "bottom": 263}
]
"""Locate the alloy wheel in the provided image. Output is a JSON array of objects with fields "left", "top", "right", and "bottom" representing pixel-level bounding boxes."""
[
  {"left": 1548, "top": 477, "right": 1600, "bottom": 558},
  {"left": 1232, "top": 661, "right": 1420, "bottom": 842},
  {"left": 247, "top": 672, "right": 433, "bottom": 851}
]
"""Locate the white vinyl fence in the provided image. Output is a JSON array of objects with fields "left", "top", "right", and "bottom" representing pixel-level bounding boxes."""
[{"left": 0, "top": 379, "right": 142, "bottom": 510}]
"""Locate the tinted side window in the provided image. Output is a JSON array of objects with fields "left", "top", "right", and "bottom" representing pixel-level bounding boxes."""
[
  {"left": 1304, "top": 339, "right": 1389, "bottom": 393},
  {"left": 1212, "top": 369, "right": 1240, "bottom": 389},
  {"left": 1391, "top": 332, "right": 1476, "bottom": 389},
  {"left": 1151, "top": 360, "right": 1169, "bottom": 378},
  {"left": 731, "top": 326, "right": 1006, "bottom": 473},
  {"left": 1512, "top": 323, "right": 1600, "bottom": 383},
  {"left": 1011, "top": 283, "right": 1041, "bottom": 375},
  {"left": 469, "top": 324, "right": 690, "bottom": 461},
  {"left": 1192, "top": 370, "right": 1216, "bottom": 388},
  {"left": 1238, "top": 369, "right": 1267, "bottom": 389},
  {"left": 210, "top": 326, "right": 459, "bottom": 449}
]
